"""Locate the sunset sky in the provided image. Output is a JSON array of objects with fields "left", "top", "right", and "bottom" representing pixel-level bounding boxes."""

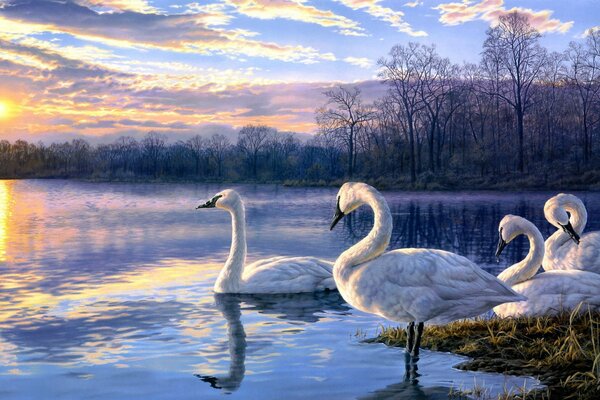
[{"left": 0, "top": 0, "right": 598, "bottom": 143}]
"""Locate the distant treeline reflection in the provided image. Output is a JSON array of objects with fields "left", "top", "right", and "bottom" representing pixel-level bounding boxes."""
[{"left": 337, "top": 199, "right": 546, "bottom": 268}]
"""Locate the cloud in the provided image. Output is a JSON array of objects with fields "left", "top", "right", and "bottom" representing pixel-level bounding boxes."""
[
  {"left": 0, "top": 37, "right": 387, "bottom": 143},
  {"left": 582, "top": 26, "right": 600, "bottom": 38},
  {"left": 336, "top": 0, "right": 427, "bottom": 37},
  {"left": 434, "top": 0, "right": 573, "bottom": 34},
  {"left": 404, "top": 1, "right": 423, "bottom": 7},
  {"left": 0, "top": 0, "right": 336, "bottom": 63},
  {"left": 217, "top": 0, "right": 366, "bottom": 36},
  {"left": 343, "top": 57, "right": 373, "bottom": 69},
  {"left": 78, "top": 0, "right": 159, "bottom": 14}
]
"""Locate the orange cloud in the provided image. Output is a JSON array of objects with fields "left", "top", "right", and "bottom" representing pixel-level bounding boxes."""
[
  {"left": 79, "top": 0, "right": 159, "bottom": 13},
  {"left": 435, "top": 0, "right": 573, "bottom": 34},
  {"left": 336, "top": 0, "right": 427, "bottom": 37}
]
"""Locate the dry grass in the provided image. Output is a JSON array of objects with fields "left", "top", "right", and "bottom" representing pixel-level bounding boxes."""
[{"left": 374, "top": 306, "right": 600, "bottom": 399}]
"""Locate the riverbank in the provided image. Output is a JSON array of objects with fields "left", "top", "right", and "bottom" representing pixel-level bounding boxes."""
[
  {"left": 2, "top": 170, "right": 600, "bottom": 191},
  {"left": 373, "top": 308, "right": 600, "bottom": 399}
]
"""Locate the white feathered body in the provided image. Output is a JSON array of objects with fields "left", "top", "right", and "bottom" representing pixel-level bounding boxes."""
[
  {"left": 203, "top": 189, "right": 335, "bottom": 295},
  {"left": 494, "top": 270, "right": 600, "bottom": 317},
  {"left": 543, "top": 193, "right": 600, "bottom": 274},
  {"left": 233, "top": 256, "right": 335, "bottom": 294},
  {"left": 544, "top": 231, "right": 600, "bottom": 274},
  {"left": 335, "top": 248, "right": 524, "bottom": 325}
]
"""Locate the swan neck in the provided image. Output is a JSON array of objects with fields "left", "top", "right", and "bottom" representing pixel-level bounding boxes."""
[
  {"left": 498, "top": 223, "right": 544, "bottom": 286},
  {"left": 567, "top": 201, "right": 587, "bottom": 234},
  {"left": 335, "top": 189, "right": 392, "bottom": 275},
  {"left": 545, "top": 199, "right": 587, "bottom": 260},
  {"left": 215, "top": 202, "right": 246, "bottom": 292}
]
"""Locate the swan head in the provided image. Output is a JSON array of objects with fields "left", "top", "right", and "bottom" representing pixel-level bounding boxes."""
[
  {"left": 197, "top": 189, "right": 241, "bottom": 211},
  {"left": 496, "top": 214, "right": 545, "bottom": 259},
  {"left": 330, "top": 182, "right": 374, "bottom": 230},
  {"left": 543, "top": 194, "right": 581, "bottom": 244}
]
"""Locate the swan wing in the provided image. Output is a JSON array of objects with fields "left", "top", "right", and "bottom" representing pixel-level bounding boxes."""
[
  {"left": 346, "top": 249, "right": 523, "bottom": 324},
  {"left": 241, "top": 257, "right": 335, "bottom": 293},
  {"left": 545, "top": 232, "right": 600, "bottom": 274},
  {"left": 495, "top": 270, "right": 600, "bottom": 317}
]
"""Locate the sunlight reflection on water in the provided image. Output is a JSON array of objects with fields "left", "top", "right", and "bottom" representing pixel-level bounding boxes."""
[{"left": 2, "top": 180, "right": 597, "bottom": 398}]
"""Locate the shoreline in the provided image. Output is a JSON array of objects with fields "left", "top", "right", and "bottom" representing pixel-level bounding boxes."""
[
  {"left": 1, "top": 175, "right": 599, "bottom": 192},
  {"left": 372, "top": 309, "right": 600, "bottom": 399}
]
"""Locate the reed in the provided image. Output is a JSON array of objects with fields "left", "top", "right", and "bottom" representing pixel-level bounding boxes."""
[{"left": 374, "top": 307, "right": 600, "bottom": 399}]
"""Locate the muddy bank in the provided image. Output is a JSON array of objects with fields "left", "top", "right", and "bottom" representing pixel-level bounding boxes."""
[{"left": 373, "top": 309, "right": 600, "bottom": 399}]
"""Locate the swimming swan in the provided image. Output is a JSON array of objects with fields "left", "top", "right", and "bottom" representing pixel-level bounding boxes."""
[
  {"left": 197, "top": 189, "right": 335, "bottom": 294},
  {"left": 493, "top": 214, "right": 600, "bottom": 317},
  {"left": 329, "top": 182, "right": 524, "bottom": 357},
  {"left": 543, "top": 193, "right": 600, "bottom": 274}
]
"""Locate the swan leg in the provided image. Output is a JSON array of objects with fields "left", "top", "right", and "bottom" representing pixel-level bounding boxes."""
[
  {"left": 405, "top": 321, "right": 415, "bottom": 354},
  {"left": 411, "top": 322, "right": 424, "bottom": 358}
]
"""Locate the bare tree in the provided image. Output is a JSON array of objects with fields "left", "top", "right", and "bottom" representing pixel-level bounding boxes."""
[
  {"left": 186, "top": 135, "right": 207, "bottom": 176},
  {"left": 237, "top": 125, "right": 273, "bottom": 179},
  {"left": 316, "top": 86, "right": 373, "bottom": 177},
  {"left": 482, "top": 11, "right": 546, "bottom": 172},
  {"left": 566, "top": 30, "right": 600, "bottom": 163},
  {"left": 207, "top": 133, "right": 230, "bottom": 178},
  {"left": 142, "top": 131, "right": 166, "bottom": 178}
]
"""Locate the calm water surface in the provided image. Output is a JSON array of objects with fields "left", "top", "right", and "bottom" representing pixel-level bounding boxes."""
[{"left": 2, "top": 180, "right": 599, "bottom": 399}]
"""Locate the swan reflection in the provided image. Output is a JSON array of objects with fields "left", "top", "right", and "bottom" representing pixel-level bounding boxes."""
[{"left": 196, "top": 291, "right": 349, "bottom": 393}]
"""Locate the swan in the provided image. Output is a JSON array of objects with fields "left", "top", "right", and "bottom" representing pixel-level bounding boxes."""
[
  {"left": 543, "top": 193, "right": 600, "bottom": 274},
  {"left": 329, "top": 182, "right": 524, "bottom": 357},
  {"left": 493, "top": 214, "right": 600, "bottom": 317},
  {"left": 196, "top": 189, "right": 335, "bottom": 294}
]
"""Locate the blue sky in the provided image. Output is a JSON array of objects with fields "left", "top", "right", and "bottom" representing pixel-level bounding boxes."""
[{"left": 0, "top": 0, "right": 598, "bottom": 141}]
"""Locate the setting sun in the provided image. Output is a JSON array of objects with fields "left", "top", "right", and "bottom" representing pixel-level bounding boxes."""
[{"left": 0, "top": 102, "right": 9, "bottom": 119}]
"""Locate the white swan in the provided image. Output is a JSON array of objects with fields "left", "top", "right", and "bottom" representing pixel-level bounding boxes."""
[
  {"left": 197, "top": 189, "right": 335, "bottom": 294},
  {"left": 329, "top": 182, "right": 524, "bottom": 357},
  {"left": 543, "top": 193, "right": 600, "bottom": 274},
  {"left": 493, "top": 214, "right": 600, "bottom": 317}
]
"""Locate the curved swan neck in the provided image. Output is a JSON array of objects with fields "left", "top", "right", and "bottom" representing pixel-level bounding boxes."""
[
  {"left": 565, "top": 199, "right": 587, "bottom": 234},
  {"left": 545, "top": 196, "right": 587, "bottom": 258},
  {"left": 335, "top": 188, "right": 392, "bottom": 275},
  {"left": 214, "top": 201, "right": 247, "bottom": 292},
  {"left": 498, "top": 221, "right": 544, "bottom": 286}
]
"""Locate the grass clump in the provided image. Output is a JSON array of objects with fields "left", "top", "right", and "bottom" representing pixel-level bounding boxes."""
[{"left": 374, "top": 307, "right": 600, "bottom": 399}]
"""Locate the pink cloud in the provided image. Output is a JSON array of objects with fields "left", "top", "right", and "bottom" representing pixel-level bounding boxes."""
[{"left": 435, "top": 0, "right": 573, "bottom": 34}]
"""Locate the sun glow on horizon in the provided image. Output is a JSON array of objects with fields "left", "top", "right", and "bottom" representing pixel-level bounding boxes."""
[{"left": 0, "top": 102, "right": 10, "bottom": 119}]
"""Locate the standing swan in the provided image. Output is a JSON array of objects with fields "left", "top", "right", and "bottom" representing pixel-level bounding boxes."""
[
  {"left": 493, "top": 214, "right": 600, "bottom": 317},
  {"left": 543, "top": 193, "right": 600, "bottom": 274},
  {"left": 197, "top": 189, "right": 335, "bottom": 293},
  {"left": 329, "top": 182, "right": 524, "bottom": 357}
]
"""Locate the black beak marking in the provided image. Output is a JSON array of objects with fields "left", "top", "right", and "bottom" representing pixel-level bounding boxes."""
[
  {"left": 495, "top": 227, "right": 507, "bottom": 260},
  {"left": 196, "top": 194, "right": 222, "bottom": 209},
  {"left": 561, "top": 221, "right": 580, "bottom": 245},
  {"left": 330, "top": 196, "right": 345, "bottom": 230}
]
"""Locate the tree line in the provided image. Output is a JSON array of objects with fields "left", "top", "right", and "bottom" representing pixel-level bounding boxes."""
[{"left": 1, "top": 12, "right": 599, "bottom": 188}]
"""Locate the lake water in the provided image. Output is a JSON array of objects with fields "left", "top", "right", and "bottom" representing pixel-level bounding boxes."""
[{"left": 2, "top": 180, "right": 598, "bottom": 399}]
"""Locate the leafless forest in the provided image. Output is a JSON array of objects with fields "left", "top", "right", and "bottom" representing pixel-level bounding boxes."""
[{"left": 1, "top": 13, "right": 599, "bottom": 188}]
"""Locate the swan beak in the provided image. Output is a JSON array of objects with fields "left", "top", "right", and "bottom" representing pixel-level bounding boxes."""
[
  {"left": 561, "top": 222, "right": 580, "bottom": 245},
  {"left": 197, "top": 198, "right": 216, "bottom": 209},
  {"left": 330, "top": 197, "right": 345, "bottom": 230},
  {"left": 495, "top": 235, "right": 507, "bottom": 259}
]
